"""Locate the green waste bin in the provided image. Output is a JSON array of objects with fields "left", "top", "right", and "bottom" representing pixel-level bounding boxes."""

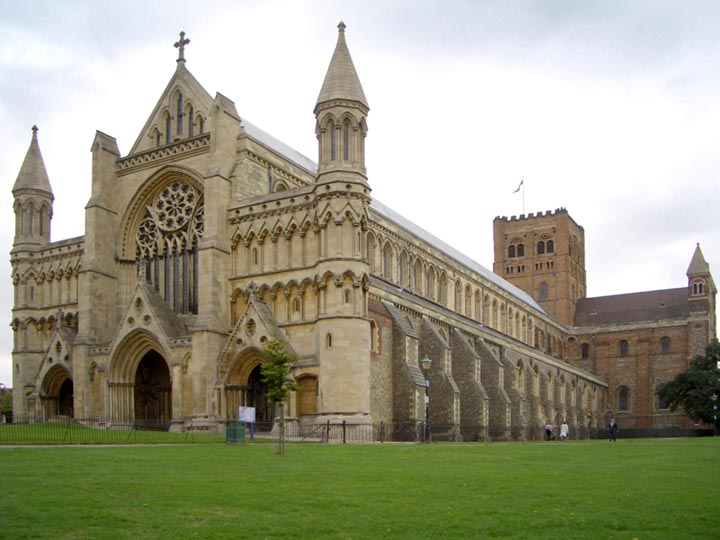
[{"left": 225, "top": 420, "right": 246, "bottom": 444}]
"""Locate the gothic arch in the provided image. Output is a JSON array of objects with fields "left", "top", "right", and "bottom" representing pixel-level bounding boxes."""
[
  {"left": 119, "top": 165, "right": 204, "bottom": 260},
  {"left": 107, "top": 329, "right": 173, "bottom": 427},
  {"left": 224, "top": 347, "right": 273, "bottom": 422},
  {"left": 41, "top": 364, "right": 74, "bottom": 418}
]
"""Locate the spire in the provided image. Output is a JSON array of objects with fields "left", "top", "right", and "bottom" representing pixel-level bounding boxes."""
[
  {"left": 687, "top": 243, "right": 710, "bottom": 276},
  {"left": 13, "top": 125, "right": 54, "bottom": 198},
  {"left": 315, "top": 21, "right": 368, "bottom": 114}
]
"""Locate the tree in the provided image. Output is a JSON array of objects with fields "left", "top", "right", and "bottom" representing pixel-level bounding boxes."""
[
  {"left": 0, "top": 384, "right": 11, "bottom": 421},
  {"left": 261, "top": 336, "right": 299, "bottom": 455},
  {"left": 656, "top": 339, "right": 720, "bottom": 424}
]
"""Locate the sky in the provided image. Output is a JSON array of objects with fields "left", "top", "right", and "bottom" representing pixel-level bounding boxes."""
[{"left": 2, "top": 0, "right": 719, "bottom": 388}]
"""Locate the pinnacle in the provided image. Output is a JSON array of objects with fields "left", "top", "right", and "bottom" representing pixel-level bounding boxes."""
[{"left": 315, "top": 22, "right": 368, "bottom": 113}]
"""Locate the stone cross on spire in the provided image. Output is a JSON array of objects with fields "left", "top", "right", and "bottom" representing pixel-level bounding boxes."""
[{"left": 174, "top": 31, "right": 190, "bottom": 63}]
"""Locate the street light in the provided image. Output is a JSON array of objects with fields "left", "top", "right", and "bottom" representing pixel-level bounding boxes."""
[
  {"left": 712, "top": 393, "right": 718, "bottom": 436},
  {"left": 421, "top": 354, "right": 432, "bottom": 443}
]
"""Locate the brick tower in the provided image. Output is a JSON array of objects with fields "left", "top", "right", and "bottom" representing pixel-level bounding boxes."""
[{"left": 493, "top": 208, "right": 586, "bottom": 326}]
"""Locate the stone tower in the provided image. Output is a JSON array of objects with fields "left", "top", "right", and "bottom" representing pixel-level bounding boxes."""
[
  {"left": 11, "top": 127, "right": 59, "bottom": 416},
  {"left": 493, "top": 208, "right": 586, "bottom": 326},
  {"left": 311, "top": 22, "right": 373, "bottom": 425},
  {"left": 686, "top": 243, "right": 717, "bottom": 357}
]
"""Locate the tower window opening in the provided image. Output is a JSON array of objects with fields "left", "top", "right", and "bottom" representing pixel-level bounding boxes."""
[
  {"left": 537, "top": 241, "right": 545, "bottom": 255},
  {"left": 176, "top": 93, "right": 183, "bottom": 135}
]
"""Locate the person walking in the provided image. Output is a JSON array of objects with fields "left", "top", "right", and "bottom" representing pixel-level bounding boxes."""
[
  {"left": 544, "top": 421, "right": 554, "bottom": 441},
  {"left": 608, "top": 418, "right": 618, "bottom": 442},
  {"left": 560, "top": 421, "right": 569, "bottom": 440}
]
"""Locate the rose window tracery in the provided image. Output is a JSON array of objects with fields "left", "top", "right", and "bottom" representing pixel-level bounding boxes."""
[{"left": 135, "top": 180, "right": 203, "bottom": 314}]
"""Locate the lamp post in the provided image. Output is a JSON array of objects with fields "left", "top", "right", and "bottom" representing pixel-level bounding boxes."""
[
  {"left": 712, "top": 393, "right": 718, "bottom": 436},
  {"left": 421, "top": 354, "right": 432, "bottom": 443}
]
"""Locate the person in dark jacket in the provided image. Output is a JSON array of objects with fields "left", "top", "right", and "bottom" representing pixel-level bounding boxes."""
[{"left": 608, "top": 418, "right": 618, "bottom": 442}]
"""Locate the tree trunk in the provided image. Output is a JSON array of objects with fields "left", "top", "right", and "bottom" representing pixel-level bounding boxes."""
[{"left": 279, "top": 401, "right": 286, "bottom": 455}]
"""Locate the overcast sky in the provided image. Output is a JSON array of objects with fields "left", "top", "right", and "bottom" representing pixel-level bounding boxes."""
[{"left": 2, "top": 0, "right": 719, "bottom": 388}]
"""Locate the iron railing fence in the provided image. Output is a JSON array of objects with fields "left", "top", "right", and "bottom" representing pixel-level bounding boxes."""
[
  {"left": 0, "top": 416, "right": 225, "bottom": 445},
  {"left": 1, "top": 414, "right": 713, "bottom": 445}
]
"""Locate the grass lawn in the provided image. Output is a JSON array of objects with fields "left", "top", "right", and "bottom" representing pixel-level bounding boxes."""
[{"left": 1, "top": 438, "right": 717, "bottom": 539}]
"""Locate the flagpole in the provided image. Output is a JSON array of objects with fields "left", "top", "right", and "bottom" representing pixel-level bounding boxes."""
[{"left": 522, "top": 178, "right": 525, "bottom": 215}]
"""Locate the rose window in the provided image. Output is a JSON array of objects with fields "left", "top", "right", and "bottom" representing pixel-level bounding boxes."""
[{"left": 154, "top": 182, "right": 197, "bottom": 232}]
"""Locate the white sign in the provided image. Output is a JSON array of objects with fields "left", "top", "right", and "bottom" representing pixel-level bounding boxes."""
[{"left": 238, "top": 406, "right": 256, "bottom": 423}]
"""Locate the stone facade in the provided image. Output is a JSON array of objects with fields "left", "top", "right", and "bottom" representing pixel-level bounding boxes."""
[
  {"left": 494, "top": 208, "right": 717, "bottom": 434},
  {"left": 9, "top": 24, "right": 712, "bottom": 440}
]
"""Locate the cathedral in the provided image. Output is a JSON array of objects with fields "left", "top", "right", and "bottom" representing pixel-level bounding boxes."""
[{"left": 9, "top": 24, "right": 716, "bottom": 440}]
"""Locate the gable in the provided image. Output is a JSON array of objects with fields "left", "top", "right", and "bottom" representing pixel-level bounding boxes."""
[{"left": 129, "top": 64, "right": 213, "bottom": 155}]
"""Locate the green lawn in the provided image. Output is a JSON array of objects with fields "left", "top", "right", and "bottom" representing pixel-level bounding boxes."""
[{"left": 1, "top": 438, "right": 717, "bottom": 539}]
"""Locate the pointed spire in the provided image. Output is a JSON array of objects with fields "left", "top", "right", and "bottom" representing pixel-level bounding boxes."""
[
  {"left": 315, "top": 21, "right": 368, "bottom": 114},
  {"left": 687, "top": 243, "right": 710, "bottom": 276},
  {"left": 13, "top": 125, "right": 54, "bottom": 198}
]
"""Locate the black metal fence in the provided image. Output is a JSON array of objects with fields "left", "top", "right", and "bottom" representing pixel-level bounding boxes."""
[
  {"left": 1, "top": 414, "right": 713, "bottom": 446},
  {"left": 0, "top": 416, "right": 225, "bottom": 445}
]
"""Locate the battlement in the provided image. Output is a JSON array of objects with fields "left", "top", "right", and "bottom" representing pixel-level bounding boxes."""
[{"left": 494, "top": 207, "right": 568, "bottom": 222}]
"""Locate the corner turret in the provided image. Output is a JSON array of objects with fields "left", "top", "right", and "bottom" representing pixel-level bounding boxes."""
[
  {"left": 12, "top": 126, "right": 54, "bottom": 248},
  {"left": 314, "top": 22, "right": 369, "bottom": 186},
  {"left": 686, "top": 243, "right": 717, "bottom": 353}
]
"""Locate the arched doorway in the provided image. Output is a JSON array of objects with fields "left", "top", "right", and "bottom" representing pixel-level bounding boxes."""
[
  {"left": 224, "top": 351, "right": 272, "bottom": 423},
  {"left": 247, "top": 365, "right": 271, "bottom": 423},
  {"left": 58, "top": 379, "right": 74, "bottom": 417},
  {"left": 41, "top": 366, "right": 73, "bottom": 419},
  {"left": 134, "top": 350, "right": 171, "bottom": 430}
]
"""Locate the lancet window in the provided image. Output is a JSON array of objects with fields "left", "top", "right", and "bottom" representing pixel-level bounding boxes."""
[{"left": 135, "top": 181, "right": 204, "bottom": 314}]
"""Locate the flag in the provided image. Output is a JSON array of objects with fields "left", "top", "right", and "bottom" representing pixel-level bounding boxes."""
[{"left": 513, "top": 179, "right": 524, "bottom": 193}]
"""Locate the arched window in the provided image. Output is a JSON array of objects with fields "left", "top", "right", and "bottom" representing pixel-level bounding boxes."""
[
  {"left": 538, "top": 282, "right": 549, "bottom": 300},
  {"left": 135, "top": 180, "right": 203, "bottom": 315},
  {"left": 344, "top": 289, "right": 351, "bottom": 303},
  {"left": 692, "top": 281, "right": 705, "bottom": 295},
  {"left": 398, "top": 252, "right": 407, "bottom": 286},
  {"left": 292, "top": 298, "right": 301, "bottom": 314},
  {"left": 366, "top": 234, "right": 376, "bottom": 270},
  {"left": 537, "top": 241, "right": 545, "bottom": 255},
  {"left": 413, "top": 260, "right": 423, "bottom": 293},
  {"left": 165, "top": 115, "right": 172, "bottom": 144},
  {"left": 657, "top": 393, "right": 668, "bottom": 410},
  {"left": 188, "top": 106, "right": 194, "bottom": 137},
  {"left": 546, "top": 240, "right": 554, "bottom": 253},
  {"left": 176, "top": 92, "right": 183, "bottom": 135},
  {"left": 619, "top": 340, "right": 629, "bottom": 357},
  {"left": 508, "top": 245, "right": 516, "bottom": 258},
  {"left": 581, "top": 343, "right": 590, "bottom": 359},
  {"left": 517, "top": 244, "right": 525, "bottom": 257},
  {"left": 426, "top": 267, "right": 436, "bottom": 300},
  {"left": 660, "top": 336, "right": 671, "bottom": 353},
  {"left": 343, "top": 120, "right": 350, "bottom": 160},
  {"left": 382, "top": 243, "right": 393, "bottom": 279},
  {"left": 330, "top": 123, "right": 337, "bottom": 160},
  {"left": 28, "top": 205, "right": 35, "bottom": 235},
  {"left": 618, "top": 387, "right": 630, "bottom": 411}
]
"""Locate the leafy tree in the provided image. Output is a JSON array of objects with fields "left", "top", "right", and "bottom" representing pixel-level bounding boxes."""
[
  {"left": 656, "top": 339, "right": 720, "bottom": 424},
  {"left": 261, "top": 336, "right": 299, "bottom": 455},
  {"left": 0, "top": 384, "right": 11, "bottom": 420}
]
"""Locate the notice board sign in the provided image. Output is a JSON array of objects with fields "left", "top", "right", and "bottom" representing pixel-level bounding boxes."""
[{"left": 238, "top": 406, "right": 256, "bottom": 423}]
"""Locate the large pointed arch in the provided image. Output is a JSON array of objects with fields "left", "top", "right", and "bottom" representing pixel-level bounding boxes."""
[{"left": 107, "top": 329, "right": 173, "bottom": 427}]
